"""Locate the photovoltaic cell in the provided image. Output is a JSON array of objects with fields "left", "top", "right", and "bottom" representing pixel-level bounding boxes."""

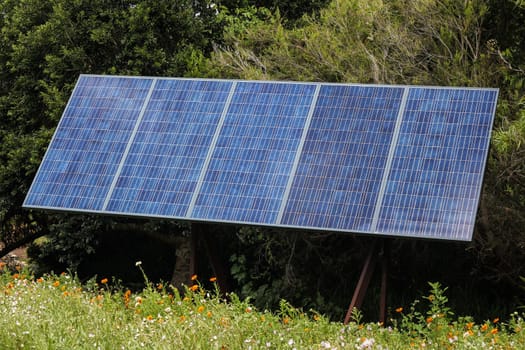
[
  {"left": 281, "top": 85, "right": 404, "bottom": 231},
  {"left": 190, "top": 82, "right": 317, "bottom": 224},
  {"left": 377, "top": 88, "right": 498, "bottom": 240},
  {"left": 105, "top": 79, "right": 233, "bottom": 217},
  {"left": 23, "top": 75, "right": 153, "bottom": 210},
  {"left": 23, "top": 75, "right": 498, "bottom": 241}
]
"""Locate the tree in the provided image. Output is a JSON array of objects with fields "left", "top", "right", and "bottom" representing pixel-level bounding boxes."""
[{"left": 0, "top": 0, "right": 225, "bottom": 260}]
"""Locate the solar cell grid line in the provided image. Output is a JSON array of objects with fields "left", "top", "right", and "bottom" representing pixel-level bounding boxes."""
[
  {"left": 104, "top": 79, "right": 234, "bottom": 217},
  {"left": 23, "top": 75, "right": 154, "bottom": 211},
  {"left": 190, "top": 81, "right": 317, "bottom": 224},
  {"left": 377, "top": 87, "right": 498, "bottom": 240},
  {"left": 280, "top": 85, "right": 405, "bottom": 232},
  {"left": 101, "top": 78, "right": 158, "bottom": 210},
  {"left": 275, "top": 83, "right": 321, "bottom": 224}
]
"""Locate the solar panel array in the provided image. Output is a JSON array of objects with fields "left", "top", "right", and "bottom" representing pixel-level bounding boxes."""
[{"left": 23, "top": 75, "right": 498, "bottom": 241}]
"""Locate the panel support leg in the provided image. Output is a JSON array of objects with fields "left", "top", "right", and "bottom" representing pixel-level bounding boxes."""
[
  {"left": 344, "top": 239, "right": 390, "bottom": 325},
  {"left": 189, "top": 223, "right": 230, "bottom": 294}
]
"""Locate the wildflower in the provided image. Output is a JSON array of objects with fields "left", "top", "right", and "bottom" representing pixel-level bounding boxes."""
[
  {"left": 53, "top": 280, "right": 60, "bottom": 287},
  {"left": 493, "top": 317, "right": 500, "bottom": 324},
  {"left": 466, "top": 322, "right": 474, "bottom": 330},
  {"left": 245, "top": 306, "right": 252, "bottom": 313},
  {"left": 283, "top": 317, "right": 290, "bottom": 325},
  {"left": 135, "top": 261, "right": 142, "bottom": 266},
  {"left": 287, "top": 339, "right": 294, "bottom": 346},
  {"left": 0, "top": 262, "right": 5, "bottom": 269},
  {"left": 320, "top": 340, "right": 331, "bottom": 348},
  {"left": 490, "top": 328, "right": 498, "bottom": 335},
  {"left": 197, "top": 305, "right": 205, "bottom": 313},
  {"left": 481, "top": 324, "right": 489, "bottom": 332},
  {"left": 146, "top": 315, "right": 154, "bottom": 321},
  {"left": 209, "top": 276, "right": 217, "bottom": 282},
  {"left": 37, "top": 277, "right": 43, "bottom": 283},
  {"left": 426, "top": 316, "right": 433, "bottom": 324},
  {"left": 179, "top": 315, "right": 186, "bottom": 322},
  {"left": 135, "top": 296, "right": 143, "bottom": 305},
  {"left": 189, "top": 285, "right": 199, "bottom": 292},
  {"left": 157, "top": 283, "right": 163, "bottom": 290},
  {"left": 100, "top": 278, "right": 108, "bottom": 284},
  {"left": 206, "top": 311, "right": 212, "bottom": 318},
  {"left": 463, "top": 330, "right": 474, "bottom": 337},
  {"left": 313, "top": 314, "right": 321, "bottom": 321},
  {"left": 191, "top": 274, "right": 198, "bottom": 281},
  {"left": 359, "top": 338, "right": 375, "bottom": 349},
  {"left": 395, "top": 307, "right": 403, "bottom": 313}
]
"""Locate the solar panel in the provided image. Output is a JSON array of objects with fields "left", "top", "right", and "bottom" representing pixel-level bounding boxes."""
[{"left": 23, "top": 75, "right": 498, "bottom": 241}]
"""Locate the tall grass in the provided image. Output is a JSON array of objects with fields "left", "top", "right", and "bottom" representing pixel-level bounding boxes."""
[{"left": 1, "top": 263, "right": 524, "bottom": 349}]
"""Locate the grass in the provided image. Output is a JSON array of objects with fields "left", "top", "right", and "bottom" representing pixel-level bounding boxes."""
[{"left": 1, "top": 263, "right": 525, "bottom": 349}]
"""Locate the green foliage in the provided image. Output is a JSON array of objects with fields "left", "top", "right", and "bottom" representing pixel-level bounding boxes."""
[{"left": 1, "top": 268, "right": 525, "bottom": 349}]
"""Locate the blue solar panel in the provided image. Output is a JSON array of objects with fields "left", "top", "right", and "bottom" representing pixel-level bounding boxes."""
[
  {"left": 190, "top": 82, "right": 317, "bottom": 224},
  {"left": 281, "top": 85, "right": 404, "bottom": 231},
  {"left": 105, "top": 79, "right": 233, "bottom": 217},
  {"left": 23, "top": 75, "right": 498, "bottom": 241},
  {"left": 23, "top": 75, "right": 154, "bottom": 210},
  {"left": 376, "top": 88, "right": 498, "bottom": 240}
]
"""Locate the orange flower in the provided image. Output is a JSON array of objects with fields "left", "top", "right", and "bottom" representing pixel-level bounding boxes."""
[
  {"left": 197, "top": 305, "right": 205, "bottom": 313},
  {"left": 37, "top": 277, "right": 44, "bottom": 283},
  {"left": 493, "top": 317, "right": 499, "bottom": 324},
  {"left": 156, "top": 283, "right": 163, "bottom": 290},
  {"left": 100, "top": 278, "right": 108, "bottom": 284},
  {"left": 0, "top": 262, "right": 5, "bottom": 269},
  {"left": 209, "top": 276, "right": 217, "bottom": 283},
  {"left": 146, "top": 315, "right": 154, "bottom": 321},
  {"left": 189, "top": 284, "right": 199, "bottom": 292},
  {"left": 490, "top": 328, "right": 498, "bottom": 335},
  {"left": 466, "top": 322, "right": 474, "bottom": 330},
  {"left": 313, "top": 314, "right": 321, "bottom": 321},
  {"left": 481, "top": 323, "right": 489, "bottom": 332},
  {"left": 395, "top": 307, "right": 403, "bottom": 313},
  {"left": 282, "top": 317, "right": 290, "bottom": 325},
  {"left": 426, "top": 316, "right": 433, "bottom": 324},
  {"left": 53, "top": 280, "right": 60, "bottom": 287},
  {"left": 191, "top": 274, "right": 198, "bottom": 281},
  {"left": 206, "top": 311, "right": 212, "bottom": 318}
]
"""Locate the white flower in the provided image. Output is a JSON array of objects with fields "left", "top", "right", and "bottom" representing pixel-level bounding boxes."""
[
  {"left": 359, "top": 338, "right": 375, "bottom": 349},
  {"left": 135, "top": 261, "right": 142, "bottom": 266},
  {"left": 320, "top": 340, "right": 331, "bottom": 348},
  {"left": 288, "top": 339, "right": 295, "bottom": 346}
]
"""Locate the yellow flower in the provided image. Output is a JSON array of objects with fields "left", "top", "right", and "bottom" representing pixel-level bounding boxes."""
[
  {"left": 313, "top": 314, "right": 321, "bottom": 321},
  {"left": 396, "top": 307, "right": 403, "bottom": 313},
  {"left": 146, "top": 315, "right": 153, "bottom": 321}
]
